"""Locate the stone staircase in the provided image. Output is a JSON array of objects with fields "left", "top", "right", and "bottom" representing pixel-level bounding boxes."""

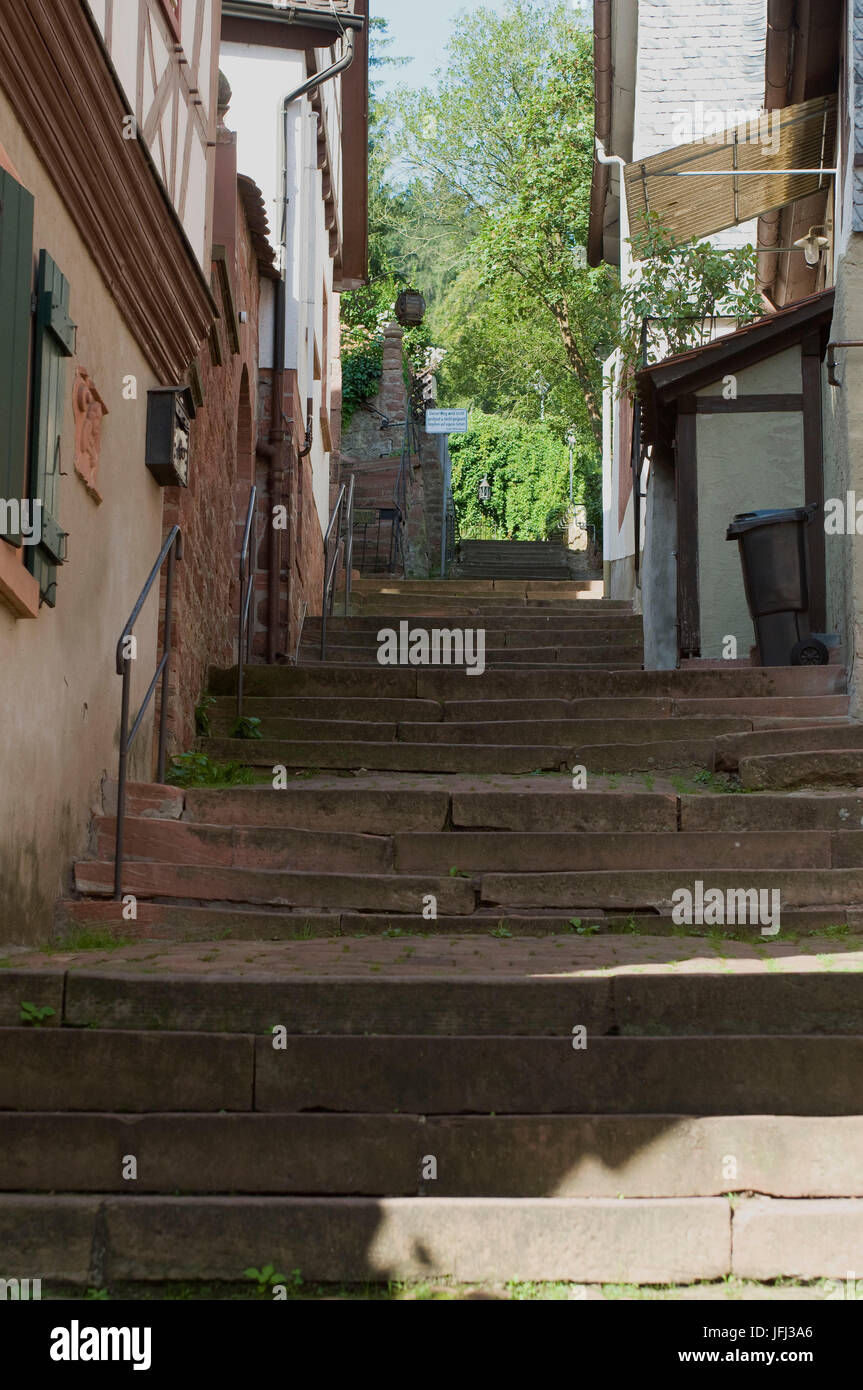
[
  {"left": 10, "top": 578, "right": 863, "bottom": 1293},
  {"left": 456, "top": 538, "right": 590, "bottom": 580}
]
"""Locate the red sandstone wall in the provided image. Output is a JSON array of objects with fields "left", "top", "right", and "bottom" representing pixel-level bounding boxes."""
[{"left": 160, "top": 185, "right": 262, "bottom": 753}]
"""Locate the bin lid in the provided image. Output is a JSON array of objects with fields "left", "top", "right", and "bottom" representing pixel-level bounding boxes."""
[{"left": 726, "top": 503, "right": 818, "bottom": 538}]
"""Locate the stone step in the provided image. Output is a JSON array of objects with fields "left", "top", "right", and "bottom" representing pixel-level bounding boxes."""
[
  {"left": 391, "top": 830, "right": 840, "bottom": 873},
  {"left": 58, "top": 899, "right": 863, "bottom": 941},
  {"left": 211, "top": 694, "right": 847, "bottom": 726},
  {"left": 175, "top": 786, "right": 863, "bottom": 837},
  {"left": 90, "top": 820, "right": 853, "bottom": 874},
  {"left": 7, "top": 1192, "right": 863, "bottom": 1284},
  {"left": 392, "top": 717, "right": 749, "bottom": 746},
  {"left": 0, "top": 1029, "right": 252, "bottom": 1111},
  {"left": 253, "top": 1035, "right": 863, "bottom": 1115},
  {"left": 180, "top": 786, "right": 674, "bottom": 833},
  {"left": 302, "top": 645, "right": 644, "bottom": 667},
  {"left": 303, "top": 627, "right": 645, "bottom": 649},
  {"left": 740, "top": 750, "right": 863, "bottom": 790},
  {"left": 205, "top": 715, "right": 751, "bottom": 747},
  {"left": 350, "top": 598, "right": 624, "bottom": 614},
  {"left": 305, "top": 614, "right": 645, "bottom": 631},
  {"left": 480, "top": 866, "right": 863, "bottom": 910},
  {"left": 74, "top": 861, "right": 477, "bottom": 912},
  {"left": 92, "top": 818, "right": 395, "bottom": 873},
  {"left": 29, "top": 966, "right": 863, "bottom": 1035},
  {"left": 679, "top": 792, "right": 863, "bottom": 832},
  {"left": 210, "top": 695, "right": 446, "bottom": 723},
  {"left": 456, "top": 569, "right": 577, "bottom": 580},
  {"left": 715, "top": 723, "right": 863, "bottom": 770},
  {"left": 198, "top": 735, "right": 714, "bottom": 773},
  {"left": 183, "top": 785, "right": 450, "bottom": 831},
  {"left": 208, "top": 664, "right": 846, "bottom": 700},
  {"left": 351, "top": 578, "right": 604, "bottom": 596},
  {"left": 5, "top": 1027, "right": 863, "bottom": 1112},
  {"left": 674, "top": 695, "right": 850, "bottom": 719},
  {"left": 4, "top": 1113, "right": 862, "bottom": 1197}
]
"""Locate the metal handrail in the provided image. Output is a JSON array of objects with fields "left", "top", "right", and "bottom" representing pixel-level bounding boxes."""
[
  {"left": 113, "top": 526, "right": 183, "bottom": 900},
  {"left": 293, "top": 600, "right": 308, "bottom": 665},
  {"left": 320, "top": 473, "right": 355, "bottom": 659},
  {"left": 443, "top": 487, "right": 460, "bottom": 577},
  {"left": 236, "top": 486, "right": 257, "bottom": 719},
  {"left": 391, "top": 422, "right": 413, "bottom": 573}
]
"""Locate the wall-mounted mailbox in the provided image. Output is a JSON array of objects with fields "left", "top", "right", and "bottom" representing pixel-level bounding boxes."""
[{"left": 145, "top": 386, "right": 196, "bottom": 487}]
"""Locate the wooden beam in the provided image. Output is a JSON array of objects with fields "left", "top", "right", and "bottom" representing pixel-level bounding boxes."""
[
  {"left": 801, "top": 332, "right": 827, "bottom": 630},
  {"left": 0, "top": 0, "right": 216, "bottom": 384},
  {"left": 675, "top": 404, "right": 700, "bottom": 659},
  {"left": 694, "top": 393, "right": 804, "bottom": 413}
]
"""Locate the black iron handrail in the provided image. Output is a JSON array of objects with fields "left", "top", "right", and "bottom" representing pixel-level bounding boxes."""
[
  {"left": 236, "top": 486, "right": 257, "bottom": 719},
  {"left": 321, "top": 472, "right": 355, "bottom": 659},
  {"left": 113, "top": 526, "right": 182, "bottom": 900}
]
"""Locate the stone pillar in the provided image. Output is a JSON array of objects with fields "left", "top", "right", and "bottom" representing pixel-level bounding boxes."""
[{"left": 380, "top": 322, "right": 407, "bottom": 421}]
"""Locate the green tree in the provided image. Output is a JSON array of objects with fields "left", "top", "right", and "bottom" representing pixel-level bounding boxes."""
[
  {"left": 616, "top": 214, "right": 762, "bottom": 383},
  {"left": 396, "top": 1, "right": 617, "bottom": 447}
]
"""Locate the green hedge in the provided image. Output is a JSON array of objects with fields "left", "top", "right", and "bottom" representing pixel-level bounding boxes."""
[{"left": 449, "top": 414, "right": 599, "bottom": 540}]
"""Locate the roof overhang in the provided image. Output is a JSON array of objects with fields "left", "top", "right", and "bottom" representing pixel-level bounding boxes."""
[
  {"left": 335, "top": 0, "right": 369, "bottom": 290},
  {"left": 624, "top": 94, "right": 837, "bottom": 254},
  {"left": 237, "top": 174, "right": 279, "bottom": 281},
  {"left": 637, "top": 288, "right": 835, "bottom": 452},
  {"left": 220, "top": 0, "right": 369, "bottom": 290},
  {"left": 221, "top": 1, "right": 366, "bottom": 32},
  {"left": 588, "top": 0, "right": 638, "bottom": 267}
]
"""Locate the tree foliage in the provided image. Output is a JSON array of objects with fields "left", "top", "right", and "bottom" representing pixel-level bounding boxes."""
[
  {"left": 396, "top": 2, "right": 616, "bottom": 448},
  {"left": 616, "top": 214, "right": 762, "bottom": 384},
  {"left": 342, "top": 5, "right": 610, "bottom": 538}
]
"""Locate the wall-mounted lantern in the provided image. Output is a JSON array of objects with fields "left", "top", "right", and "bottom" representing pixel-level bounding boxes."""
[
  {"left": 145, "top": 387, "right": 196, "bottom": 488},
  {"left": 792, "top": 225, "right": 830, "bottom": 267},
  {"left": 395, "top": 289, "right": 427, "bottom": 327},
  {"left": 478, "top": 475, "right": 492, "bottom": 503}
]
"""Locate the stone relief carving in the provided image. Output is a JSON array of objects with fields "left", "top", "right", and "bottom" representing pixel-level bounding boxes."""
[{"left": 72, "top": 368, "right": 109, "bottom": 503}]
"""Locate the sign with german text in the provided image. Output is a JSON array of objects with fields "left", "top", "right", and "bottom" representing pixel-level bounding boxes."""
[{"left": 425, "top": 409, "right": 469, "bottom": 434}]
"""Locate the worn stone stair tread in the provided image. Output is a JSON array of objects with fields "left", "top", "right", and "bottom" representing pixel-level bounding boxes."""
[
  {"left": 5, "top": 1113, "right": 863, "bottom": 1197},
  {"left": 8, "top": 1027, "right": 863, "bottom": 1110},
  {"left": 197, "top": 735, "right": 727, "bottom": 773},
  {"left": 86, "top": 820, "right": 858, "bottom": 874},
  {"left": 73, "top": 861, "right": 478, "bottom": 911},
  {"left": 6, "top": 946, "right": 863, "bottom": 1033},
  {"left": 208, "top": 664, "right": 845, "bottom": 698},
  {"left": 740, "top": 749, "right": 863, "bottom": 790},
  {"left": 481, "top": 865, "right": 863, "bottom": 908},
  {"left": 57, "top": 898, "right": 863, "bottom": 941},
  {"left": 5, "top": 1193, "right": 862, "bottom": 1284}
]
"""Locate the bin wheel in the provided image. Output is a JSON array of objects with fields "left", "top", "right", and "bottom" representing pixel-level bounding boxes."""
[{"left": 790, "top": 638, "right": 829, "bottom": 666}]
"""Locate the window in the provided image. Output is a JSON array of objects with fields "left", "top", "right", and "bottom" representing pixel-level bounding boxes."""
[
  {"left": 27, "top": 251, "right": 76, "bottom": 607},
  {"left": 0, "top": 168, "right": 35, "bottom": 546}
]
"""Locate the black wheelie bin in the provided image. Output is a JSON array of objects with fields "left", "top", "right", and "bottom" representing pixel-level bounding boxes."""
[{"left": 726, "top": 504, "right": 829, "bottom": 666}]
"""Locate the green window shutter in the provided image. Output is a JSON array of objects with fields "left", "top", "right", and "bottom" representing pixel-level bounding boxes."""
[
  {"left": 0, "top": 168, "right": 35, "bottom": 545},
  {"left": 28, "top": 250, "right": 75, "bottom": 607}
]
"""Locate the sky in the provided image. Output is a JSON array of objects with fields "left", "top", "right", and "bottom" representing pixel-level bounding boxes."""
[{"left": 369, "top": 0, "right": 515, "bottom": 96}]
